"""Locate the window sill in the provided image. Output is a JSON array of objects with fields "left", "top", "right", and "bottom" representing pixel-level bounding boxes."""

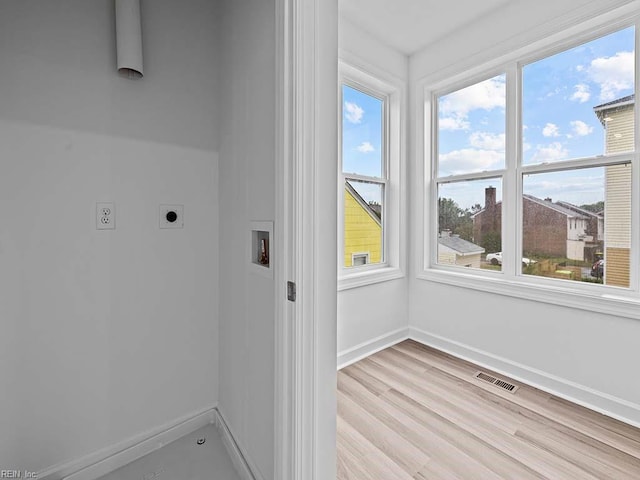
[
  {"left": 338, "top": 266, "right": 404, "bottom": 291},
  {"left": 417, "top": 268, "right": 640, "bottom": 321}
]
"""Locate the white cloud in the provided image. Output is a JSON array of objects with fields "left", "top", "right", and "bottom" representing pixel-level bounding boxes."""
[
  {"left": 525, "top": 173, "right": 605, "bottom": 205},
  {"left": 356, "top": 141, "right": 375, "bottom": 153},
  {"left": 469, "top": 132, "right": 505, "bottom": 151},
  {"left": 542, "top": 123, "right": 560, "bottom": 137},
  {"left": 570, "top": 120, "right": 593, "bottom": 137},
  {"left": 546, "top": 87, "right": 561, "bottom": 98},
  {"left": 570, "top": 84, "right": 591, "bottom": 103},
  {"left": 530, "top": 142, "right": 569, "bottom": 164},
  {"left": 587, "top": 51, "right": 634, "bottom": 101},
  {"left": 344, "top": 101, "right": 364, "bottom": 124},
  {"left": 438, "top": 148, "right": 504, "bottom": 176},
  {"left": 439, "top": 116, "right": 470, "bottom": 131},
  {"left": 438, "top": 76, "right": 506, "bottom": 131}
]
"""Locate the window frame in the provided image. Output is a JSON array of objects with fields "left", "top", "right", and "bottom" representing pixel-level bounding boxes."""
[
  {"left": 338, "top": 61, "right": 406, "bottom": 290},
  {"left": 417, "top": 10, "right": 640, "bottom": 320}
]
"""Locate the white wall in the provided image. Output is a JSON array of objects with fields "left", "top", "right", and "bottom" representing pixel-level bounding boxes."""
[
  {"left": 410, "top": 0, "right": 636, "bottom": 81},
  {"left": 0, "top": 0, "right": 220, "bottom": 471},
  {"left": 339, "top": 17, "right": 408, "bottom": 80},
  {"left": 409, "top": 0, "right": 640, "bottom": 425},
  {"left": 217, "top": 1, "right": 275, "bottom": 478},
  {"left": 337, "top": 18, "right": 410, "bottom": 363}
]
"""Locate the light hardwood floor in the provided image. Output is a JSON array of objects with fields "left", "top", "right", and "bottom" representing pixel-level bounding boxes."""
[{"left": 337, "top": 339, "right": 640, "bottom": 480}]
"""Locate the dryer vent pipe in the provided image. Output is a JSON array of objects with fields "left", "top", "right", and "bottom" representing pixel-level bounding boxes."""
[{"left": 115, "top": 0, "right": 144, "bottom": 79}]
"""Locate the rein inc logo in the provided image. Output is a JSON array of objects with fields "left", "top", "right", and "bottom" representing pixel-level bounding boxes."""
[{"left": 0, "top": 472, "right": 37, "bottom": 478}]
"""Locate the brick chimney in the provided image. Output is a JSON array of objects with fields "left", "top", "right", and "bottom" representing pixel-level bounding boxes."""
[
  {"left": 485, "top": 186, "right": 496, "bottom": 210},
  {"left": 480, "top": 186, "right": 499, "bottom": 239}
]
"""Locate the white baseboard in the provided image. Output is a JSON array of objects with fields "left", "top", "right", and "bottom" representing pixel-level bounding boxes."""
[
  {"left": 214, "top": 409, "right": 259, "bottom": 480},
  {"left": 337, "top": 327, "right": 409, "bottom": 370},
  {"left": 38, "top": 406, "right": 218, "bottom": 480},
  {"left": 409, "top": 326, "right": 640, "bottom": 429}
]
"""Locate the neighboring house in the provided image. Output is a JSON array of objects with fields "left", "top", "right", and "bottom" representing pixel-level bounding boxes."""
[
  {"left": 438, "top": 230, "right": 485, "bottom": 268},
  {"left": 473, "top": 187, "right": 596, "bottom": 261},
  {"left": 555, "top": 201, "right": 604, "bottom": 262},
  {"left": 522, "top": 195, "right": 590, "bottom": 261},
  {"left": 594, "top": 94, "right": 634, "bottom": 287},
  {"left": 343, "top": 181, "right": 382, "bottom": 266},
  {"left": 555, "top": 201, "right": 604, "bottom": 243}
]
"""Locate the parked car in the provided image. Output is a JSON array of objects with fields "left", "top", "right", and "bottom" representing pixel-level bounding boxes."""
[
  {"left": 485, "top": 252, "right": 537, "bottom": 266},
  {"left": 591, "top": 259, "right": 604, "bottom": 278}
]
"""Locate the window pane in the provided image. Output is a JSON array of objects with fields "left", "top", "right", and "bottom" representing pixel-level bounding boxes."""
[
  {"left": 352, "top": 254, "right": 368, "bottom": 266},
  {"left": 344, "top": 180, "right": 383, "bottom": 267},
  {"left": 523, "top": 27, "right": 635, "bottom": 165},
  {"left": 522, "top": 164, "right": 631, "bottom": 287},
  {"left": 438, "top": 179, "right": 502, "bottom": 270},
  {"left": 437, "top": 74, "right": 506, "bottom": 177},
  {"left": 342, "top": 85, "right": 383, "bottom": 177}
]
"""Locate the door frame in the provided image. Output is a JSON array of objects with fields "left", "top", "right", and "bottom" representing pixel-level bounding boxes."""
[{"left": 274, "top": 1, "right": 338, "bottom": 479}]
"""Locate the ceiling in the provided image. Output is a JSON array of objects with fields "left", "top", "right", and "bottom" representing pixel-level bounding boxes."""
[{"left": 339, "top": 0, "right": 512, "bottom": 56}]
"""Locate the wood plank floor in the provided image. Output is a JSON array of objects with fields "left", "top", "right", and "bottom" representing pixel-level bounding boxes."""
[{"left": 337, "top": 339, "right": 640, "bottom": 480}]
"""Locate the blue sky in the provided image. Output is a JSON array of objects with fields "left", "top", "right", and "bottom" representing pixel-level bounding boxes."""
[
  {"left": 342, "top": 85, "right": 383, "bottom": 204},
  {"left": 438, "top": 26, "right": 635, "bottom": 210}
]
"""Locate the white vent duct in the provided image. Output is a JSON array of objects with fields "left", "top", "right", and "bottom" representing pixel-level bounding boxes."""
[{"left": 115, "top": 0, "right": 143, "bottom": 79}]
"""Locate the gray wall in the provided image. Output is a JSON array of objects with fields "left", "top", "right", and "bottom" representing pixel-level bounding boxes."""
[
  {"left": 337, "top": 18, "right": 410, "bottom": 362},
  {"left": 218, "top": 0, "right": 276, "bottom": 478},
  {"left": 0, "top": 0, "right": 220, "bottom": 470}
]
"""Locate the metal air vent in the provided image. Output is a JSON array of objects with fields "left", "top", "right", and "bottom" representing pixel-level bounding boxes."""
[{"left": 474, "top": 371, "right": 519, "bottom": 393}]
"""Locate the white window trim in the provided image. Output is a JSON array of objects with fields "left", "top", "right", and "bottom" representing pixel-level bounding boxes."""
[
  {"left": 415, "top": 5, "right": 640, "bottom": 320},
  {"left": 338, "top": 60, "right": 406, "bottom": 290}
]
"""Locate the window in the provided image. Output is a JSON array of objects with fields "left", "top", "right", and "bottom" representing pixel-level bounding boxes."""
[
  {"left": 422, "top": 15, "right": 640, "bottom": 318},
  {"left": 341, "top": 84, "right": 385, "bottom": 268},
  {"left": 520, "top": 28, "right": 634, "bottom": 287},
  {"left": 436, "top": 74, "right": 506, "bottom": 271},
  {"left": 352, "top": 253, "right": 369, "bottom": 266},
  {"left": 338, "top": 62, "right": 404, "bottom": 290}
]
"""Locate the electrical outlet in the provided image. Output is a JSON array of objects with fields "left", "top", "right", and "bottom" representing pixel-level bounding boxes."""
[
  {"left": 159, "top": 204, "right": 183, "bottom": 229},
  {"left": 97, "top": 202, "right": 115, "bottom": 230}
]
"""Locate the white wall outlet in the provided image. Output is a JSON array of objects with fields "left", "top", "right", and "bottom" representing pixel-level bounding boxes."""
[
  {"left": 96, "top": 202, "right": 115, "bottom": 230},
  {"left": 159, "top": 204, "right": 183, "bottom": 229}
]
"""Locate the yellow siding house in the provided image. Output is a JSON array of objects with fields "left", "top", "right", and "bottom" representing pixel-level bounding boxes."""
[
  {"left": 344, "top": 182, "right": 382, "bottom": 267},
  {"left": 594, "top": 94, "right": 634, "bottom": 287}
]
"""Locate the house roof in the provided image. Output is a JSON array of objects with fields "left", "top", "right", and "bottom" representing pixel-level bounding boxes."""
[
  {"left": 555, "top": 201, "right": 603, "bottom": 219},
  {"left": 593, "top": 94, "right": 635, "bottom": 125},
  {"left": 473, "top": 194, "right": 591, "bottom": 220},
  {"left": 523, "top": 195, "right": 588, "bottom": 219},
  {"left": 345, "top": 181, "right": 382, "bottom": 226},
  {"left": 593, "top": 93, "right": 635, "bottom": 111},
  {"left": 438, "top": 233, "right": 484, "bottom": 255}
]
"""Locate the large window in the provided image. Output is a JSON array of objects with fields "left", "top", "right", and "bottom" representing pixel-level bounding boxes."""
[
  {"left": 424, "top": 18, "right": 639, "bottom": 315},
  {"left": 342, "top": 84, "right": 386, "bottom": 268},
  {"left": 339, "top": 63, "right": 404, "bottom": 289}
]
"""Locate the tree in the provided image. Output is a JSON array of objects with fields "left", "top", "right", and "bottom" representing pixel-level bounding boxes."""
[
  {"left": 580, "top": 201, "right": 604, "bottom": 213},
  {"left": 481, "top": 231, "right": 501, "bottom": 254},
  {"left": 438, "top": 197, "right": 463, "bottom": 233},
  {"left": 438, "top": 197, "right": 474, "bottom": 241}
]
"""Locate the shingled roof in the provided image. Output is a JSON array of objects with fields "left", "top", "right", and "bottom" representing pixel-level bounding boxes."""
[
  {"left": 438, "top": 232, "right": 484, "bottom": 255},
  {"left": 523, "top": 195, "right": 588, "bottom": 219}
]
